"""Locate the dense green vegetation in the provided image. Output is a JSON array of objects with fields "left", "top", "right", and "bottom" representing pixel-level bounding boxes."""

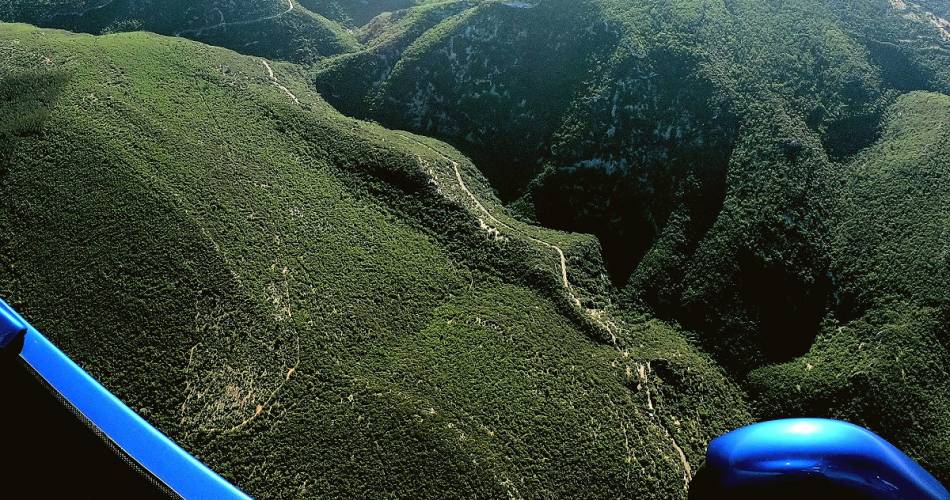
[
  {"left": 311, "top": 2, "right": 949, "bottom": 469},
  {"left": 298, "top": 0, "right": 444, "bottom": 27},
  {"left": 310, "top": 0, "right": 948, "bottom": 302},
  {"left": 0, "top": 0, "right": 360, "bottom": 62},
  {"left": 828, "top": 91, "right": 949, "bottom": 317},
  {"left": 747, "top": 91, "right": 950, "bottom": 479},
  {"left": 313, "top": 0, "right": 477, "bottom": 117},
  {"left": 2, "top": 0, "right": 949, "bottom": 495},
  {"left": 0, "top": 24, "right": 751, "bottom": 497}
]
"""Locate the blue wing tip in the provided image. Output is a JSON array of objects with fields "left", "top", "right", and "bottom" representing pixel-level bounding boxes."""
[
  {"left": 0, "top": 299, "right": 27, "bottom": 349},
  {"left": 703, "top": 418, "right": 950, "bottom": 499}
]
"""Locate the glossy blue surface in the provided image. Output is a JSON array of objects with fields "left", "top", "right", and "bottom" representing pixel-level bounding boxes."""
[
  {"left": 0, "top": 298, "right": 250, "bottom": 500},
  {"left": 0, "top": 299, "right": 26, "bottom": 348},
  {"left": 706, "top": 418, "right": 949, "bottom": 499}
]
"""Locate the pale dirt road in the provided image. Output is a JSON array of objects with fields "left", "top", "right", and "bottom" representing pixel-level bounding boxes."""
[
  {"left": 401, "top": 135, "right": 695, "bottom": 490},
  {"left": 261, "top": 58, "right": 300, "bottom": 105},
  {"left": 176, "top": 0, "right": 295, "bottom": 37}
]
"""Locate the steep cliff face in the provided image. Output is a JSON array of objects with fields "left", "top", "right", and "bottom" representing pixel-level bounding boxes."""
[
  {"left": 535, "top": 43, "right": 737, "bottom": 284},
  {"left": 369, "top": 1, "right": 618, "bottom": 194}
]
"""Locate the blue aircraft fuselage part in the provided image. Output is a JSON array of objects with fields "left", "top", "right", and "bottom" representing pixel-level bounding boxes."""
[
  {"left": 0, "top": 298, "right": 250, "bottom": 500},
  {"left": 706, "top": 418, "right": 950, "bottom": 499}
]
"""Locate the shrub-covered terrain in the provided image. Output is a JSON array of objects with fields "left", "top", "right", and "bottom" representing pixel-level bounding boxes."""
[
  {"left": 748, "top": 92, "right": 950, "bottom": 478},
  {"left": 0, "top": 0, "right": 359, "bottom": 62},
  {"left": 0, "top": 24, "right": 750, "bottom": 498},
  {"left": 1, "top": 0, "right": 949, "bottom": 496},
  {"left": 297, "top": 0, "right": 445, "bottom": 27},
  {"left": 309, "top": 1, "right": 949, "bottom": 335},
  {"left": 311, "top": 1, "right": 949, "bottom": 462}
]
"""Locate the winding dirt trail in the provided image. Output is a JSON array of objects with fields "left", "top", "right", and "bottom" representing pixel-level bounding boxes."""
[
  {"left": 667, "top": 428, "right": 693, "bottom": 488},
  {"left": 261, "top": 59, "right": 300, "bottom": 104},
  {"left": 198, "top": 58, "right": 695, "bottom": 487},
  {"left": 449, "top": 157, "right": 575, "bottom": 298},
  {"left": 44, "top": 0, "right": 693, "bottom": 489},
  {"left": 175, "top": 0, "right": 295, "bottom": 37},
  {"left": 402, "top": 135, "right": 612, "bottom": 334},
  {"left": 249, "top": 66, "right": 693, "bottom": 489},
  {"left": 401, "top": 134, "right": 598, "bottom": 319},
  {"left": 400, "top": 134, "right": 694, "bottom": 490}
]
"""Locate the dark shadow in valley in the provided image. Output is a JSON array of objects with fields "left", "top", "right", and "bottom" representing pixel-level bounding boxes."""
[
  {"left": 738, "top": 252, "right": 832, "bottom": 362},
  {"left": 528, "top": 152, "right": 731, "bottom": 288}
]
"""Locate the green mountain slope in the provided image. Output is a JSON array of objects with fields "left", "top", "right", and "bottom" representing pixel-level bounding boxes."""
[
  {"left": 0, "top": 0, "right": 359, "bottom": 62},
  {"left": 829, "top": 91, "right": 950, "bottom": 315},
  {"left": 306, "top": 0, "right": 950, "bottom": 482},
  {"left": 3, "top": 0, "right": 949, "bottom": 492},
  {"left": 313, "top": 0, "right": 477, "bottom": 117},
  {"left": 0, "top": 24, "right": 750, "bottom": 498},
  {"left": 312, "top": 0, "right": 950, "bottom": 368},
  {"left": 297, "top": 0, "right": 445, "bottom": 27},
  {"left": 747, "top": 91, "right": 950, "bottom": 480}
]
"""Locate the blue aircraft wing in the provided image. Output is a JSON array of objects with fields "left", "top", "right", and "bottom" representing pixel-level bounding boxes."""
[{"left": 0, "top": 298, "right": 250, "bottom": 499}]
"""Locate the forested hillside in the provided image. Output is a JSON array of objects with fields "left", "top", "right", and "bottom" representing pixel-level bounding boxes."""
[
  {"left": 0, "top": 0, "right": 359, "bottom": 62},
  {"left": 1, "top": 0, "right": 948, "bottom": 496},
  {"left": 311, "top": 0, "right": 950, "bottom": 380},
  {"left": 749, "top": 91, "right": 950, "bottom": 479},
  {"left": 297, "top": 0, "right": 443, "bottom": 27},
  {"left": 0, "top": 24, "right": 750, "bottom": 498}
]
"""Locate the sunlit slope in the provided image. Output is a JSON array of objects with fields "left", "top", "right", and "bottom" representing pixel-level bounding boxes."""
[
  {"left": 0, "top": 0, "right": 359, "bottom": 62},
  {"left": 313, "top": 0, "right": 476, "bottom": 117},
  {"left": 0, "top": 24, "right": 749, "bottom": 498},
  {"left": 829, "top": 91, "right": 950, "bottom": 314}
]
